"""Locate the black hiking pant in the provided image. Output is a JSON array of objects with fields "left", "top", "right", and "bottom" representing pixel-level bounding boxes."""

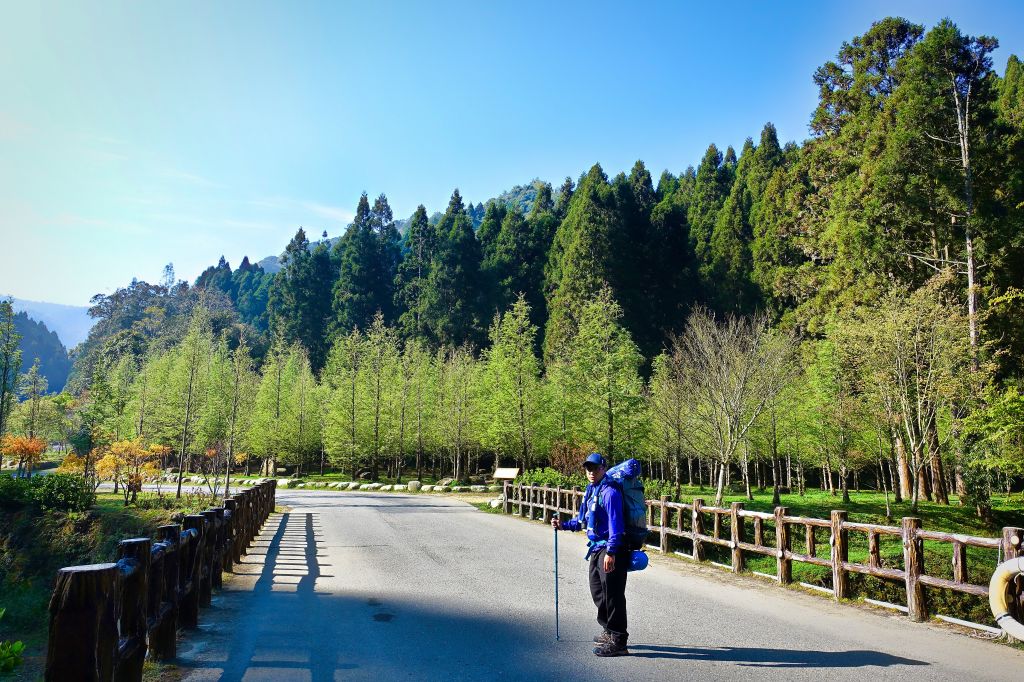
[{"left": 588, "top": 547, "right": 628, "bottom": 643}]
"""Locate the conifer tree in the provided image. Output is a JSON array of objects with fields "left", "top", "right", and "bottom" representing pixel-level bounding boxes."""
[
  {"left": 708, "top": 125, "right": 782, "bottom": 314},
  {"left": 167, "top": 309, "right": 213, "bottom": 497},
  {"left": 482, "top": 296, "right": 543, "bottom": 470},
  {"left": 323, "top": 329, "right": 364, "bottom": 477},
  {"left": 554, "top": 176, "right": 575, "bottom": 220},
  {"left": 395, "top": 206, "right": 435, "bottom": 340},
  {"left": 544, "top": 164, "right": 621, "bottom": 362},
  {"left": 0, "top": 300, "right": 21, "bottom": 437},
  {"left": 333, "top": 193, "right": 400, "bottom": 335},
  {"left": 688, "top": 144, "right": 730, "bottom": 298},
  {"left": 561, "top": 286, "right": 645, "bottom": 460},
  {"left": 269, "top": 228, "right": 335, "bottom": 372},
  {"left": 423, "top": 190, "right": 485, "bottom": 347},
  {"left": 358, "top": 313, "right": 399, "bottom": 479}
]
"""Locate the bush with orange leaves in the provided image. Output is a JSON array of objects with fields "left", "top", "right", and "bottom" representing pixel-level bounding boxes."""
[
  {"left": 96, "top": 439, "right": 162, "bottom": 505},
  {"left": 56, "top": 453, "right": 87, "bottom": 475},
  {"left": 0, "top": 435, "right": 47, "bottom": 477}
]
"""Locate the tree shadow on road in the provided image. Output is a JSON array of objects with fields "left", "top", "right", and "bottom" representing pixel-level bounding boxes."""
[{"left": 628, "top": 644, "right": 928, "bottom": 668}]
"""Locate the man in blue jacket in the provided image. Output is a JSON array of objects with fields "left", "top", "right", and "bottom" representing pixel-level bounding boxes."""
[{"left": 551, "top": 452, "right": 629, "bottom": 657}]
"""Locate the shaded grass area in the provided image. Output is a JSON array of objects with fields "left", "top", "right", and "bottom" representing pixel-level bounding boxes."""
[{"left": 0, "top": 491, "right": 216, "bottom": 681}]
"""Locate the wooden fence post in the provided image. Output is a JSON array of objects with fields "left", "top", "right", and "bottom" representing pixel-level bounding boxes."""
[
  {"left": 555, "top": 486, "right": 563, "bottom": 524},
  {"left": 202, "top": 509, "right": 222, "bottom": 591},
  {"left": 1002, "top": 526, "right": 1023, "bottom": 639},
  {"left": 775, "top": 507, "right": 790, "bottom": 585},
  {"left": 519, "top": 484, "right": 527, "bottom": 518},
  {"left": 830, "top": 510, "right": 849, "bottom": 600},
  {"left": 150, "top": 525, "right": 180, "bottom": 660},
  {"left": 197, "top": 512, "right": 217, "bottom": 606},
  {"left": 692, "top": 498, "right": 705, "bottom": 562},
  {"left": 181, "top": 516, "right": 206, "bottom": 628},
  {"left": 45, "top": 563, "right": 119, "bottom": 682},
  {"left": 730, "top": 502, "right": 744, "bottom": 572},
  {"left": 902, "top": 517, "right": 926, "bottom": 622},
  {"left": 503, "top": 482, "right": 512, "bottom": 514},
  {"left": 542, "top": 485, "right": 550, "bottom": 523},
  {"left": 660, "top": 496, "right": 669, "bottom": 553},
  {"left": 223, "top": 499, "right": 236, "bottom": 572},
  {"left": 114, "top": 538, "right": 150, "bottom": 682}
]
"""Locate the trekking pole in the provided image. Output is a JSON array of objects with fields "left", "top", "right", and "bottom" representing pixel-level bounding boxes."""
[{"left": 554, "top": 524, "right": 560, "bottom": 641}]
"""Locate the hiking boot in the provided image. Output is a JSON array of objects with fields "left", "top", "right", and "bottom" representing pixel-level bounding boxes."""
[
  {"left": 593, "top": 631, "right": 613, "bottom": 644},
  {"left": 593, "top": 639, "right": 629, "bottom": 657}
]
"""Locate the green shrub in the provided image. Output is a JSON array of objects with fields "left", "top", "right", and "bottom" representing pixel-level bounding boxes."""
[
  {"left": 515, "top": 468, "right": 586, "bottom": 489},
  {"left": 31, "top": 474, "right": 95, "bottom": 512},
  {"left": 0, "top": 476, "right": 34, "bottom": 509},
  {"left": 0, "top": 609, "right": 24, "bottom": 673}
]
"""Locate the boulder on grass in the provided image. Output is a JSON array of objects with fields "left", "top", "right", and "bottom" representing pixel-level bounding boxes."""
[
  {"left": 470, "top": 485, "right": 486, "bottom": 493},
  {"left": 420, "top": 485, "right": 433, "bottom": 492},
  {"left": 437, "top": 478, "right": 455, "bottom": 487},
  {"left": 487, "top": 485, "right": 501, "bottom": 492},
  {"left": 489, "top": 499, "right": 502, "bottom": 508},
  {"left": 392, "top": 484, "right": 407, "bottom": 491},
  {"left": 407, "top": 480, "right": 422, "bottom": 492},
  {"left": 347, "top": 482, "right": 361, "bottom": 490}
]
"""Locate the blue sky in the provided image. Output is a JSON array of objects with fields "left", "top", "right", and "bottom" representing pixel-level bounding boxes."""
[{"left": 2, "top": 1, "right": 1022, "bottom": 306}]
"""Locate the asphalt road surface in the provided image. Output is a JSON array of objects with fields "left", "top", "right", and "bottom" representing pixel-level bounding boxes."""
[{"left": 178, "top": 489, "right": 1024, "bottom": 682}]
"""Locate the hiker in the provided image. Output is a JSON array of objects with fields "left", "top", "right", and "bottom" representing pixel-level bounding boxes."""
[{"left": 551, "top": 452, "right": 630, "bottom": 657}]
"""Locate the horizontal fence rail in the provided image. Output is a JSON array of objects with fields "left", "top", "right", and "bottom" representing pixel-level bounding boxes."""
[
  {"left": 45, "top": 480, "right": 277, "bottom": 682},
  {"left": 503, "top": 482, "right": 1024, "bottom": 631}
]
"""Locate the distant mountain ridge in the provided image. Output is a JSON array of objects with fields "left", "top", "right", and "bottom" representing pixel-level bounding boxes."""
[
  {"left": 7, "top": 297, "right": 94, "bottom": 349},
  {"left": 13, "top": 312, "right": 73, "bottom": 392}
]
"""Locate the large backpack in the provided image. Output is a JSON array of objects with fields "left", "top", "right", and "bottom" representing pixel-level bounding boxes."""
[{"left": 598, "top": 458, "right": 648, "bottom": 550}]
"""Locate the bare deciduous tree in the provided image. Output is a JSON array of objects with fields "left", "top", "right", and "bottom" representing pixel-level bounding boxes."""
[{"left": 670, "top": 309, "right": 797, "bottom": 505}]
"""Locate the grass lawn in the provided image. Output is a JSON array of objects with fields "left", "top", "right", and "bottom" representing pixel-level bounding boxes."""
[{"left": 643, "top": 486, "right": 1022, "bottom": 627}]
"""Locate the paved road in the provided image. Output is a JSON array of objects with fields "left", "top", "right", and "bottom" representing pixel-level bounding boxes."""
[{"left": 179, "top": 490, "right": 1024, "bottom": 682}]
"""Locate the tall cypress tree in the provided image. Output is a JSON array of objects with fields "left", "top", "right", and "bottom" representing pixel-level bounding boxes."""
[
  {"left": 333, "top": 193, "right": 402, "bottom": 336},
  {"left": 395, "top": 205, "right": 435, "bottom": 340},
  {"left": 687, "top": 144, "right": 730, "bottom": 299},
  {"left": 269, "top": 228, "right": 335, "bottom": 372},
  {"left": 423, "top": 190, "right": 485, "bottom": 347},
  {"left": 544, "top": 164, "right": 621, "bottom": 361},
  {"left": 649, "top": 169, "right": 698, "bottom": 342},
  {"left": 332, "top": 194, "right": 376, "bottom": 334},
  {"left": 708, "top": 125, "right": 783, "bottom": 314}
]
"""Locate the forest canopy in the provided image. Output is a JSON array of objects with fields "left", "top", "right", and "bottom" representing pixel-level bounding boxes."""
[{"left": 3, "top": 17, "right": 1022, "bottom": 513}]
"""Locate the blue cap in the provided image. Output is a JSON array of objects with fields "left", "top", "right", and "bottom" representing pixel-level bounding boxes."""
[{"left": 583, "top": 452, "right": 606, "bottom": 468}]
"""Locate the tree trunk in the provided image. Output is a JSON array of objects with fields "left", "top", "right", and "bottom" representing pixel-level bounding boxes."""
[
  {"left": 715, "top": 461, "right": 727, "bottom": 506},
  {"left": 927, "top": 420, "right": 949, "bottom": 504},
  {"left": 894, "top": 431, "right": 912, "bottom": 500},
  {"left": 917, "top": 460, "right": 932, "bottom": 502}
]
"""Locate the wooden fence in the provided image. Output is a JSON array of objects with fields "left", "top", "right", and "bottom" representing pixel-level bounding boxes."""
[
  {"left": 44, "top": 480, "right": 277, "bottom": 682},
  {"left": 504, "top": 482, "right": 1023, "bottom": 629}
]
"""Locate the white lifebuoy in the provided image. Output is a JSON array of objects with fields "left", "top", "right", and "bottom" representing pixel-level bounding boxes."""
[{"left": 989, "top": 555, "right": 1024, "bottom": 640}]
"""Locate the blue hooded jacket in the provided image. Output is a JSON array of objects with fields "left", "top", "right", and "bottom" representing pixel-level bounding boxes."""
[{"left": 560, "top": 477, "right": 625, "bottom": 554}]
